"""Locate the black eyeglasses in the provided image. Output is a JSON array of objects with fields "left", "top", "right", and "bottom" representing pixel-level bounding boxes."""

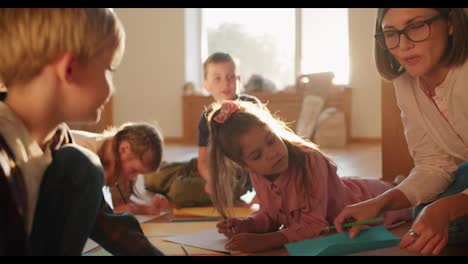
[{"left": 375, "top": 15, "right": 442, "bottom": 50}]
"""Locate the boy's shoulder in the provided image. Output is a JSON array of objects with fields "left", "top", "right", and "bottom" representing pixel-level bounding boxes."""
[
  {"left": 0, "top": 131, "right": 15, "bottom": 176},
  {"left": 238, "top": 93, "right": 260, "bottom": 104}
]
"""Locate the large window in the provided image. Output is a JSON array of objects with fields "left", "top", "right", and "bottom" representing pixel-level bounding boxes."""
[
  {"left": 201, "top": 8, "right": 349, "bottom": 91},
  {"left": 202, "top": 8, "right": 295, "bottom": 92},
  {"left": 301, "top": 8, "right": 349, "bottom": 85}
]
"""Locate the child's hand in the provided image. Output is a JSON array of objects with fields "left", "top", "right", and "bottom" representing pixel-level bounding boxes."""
[
  {"left": 333, "top": 199, "right": 382, "bottom": 238},
  {"left": 127, "top": 194, "right": 170, "bottom": 215},
  {"left": 216, "top": 217, "right": 250, "bottom": 238},
  {"left": 151, "top": 193, "right": 170, "bottom": 212}
]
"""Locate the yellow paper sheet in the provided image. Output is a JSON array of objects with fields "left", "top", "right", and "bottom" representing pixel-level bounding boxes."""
[
  {"left": 172, "top": 205, "right": 258, "bottom": 218},
  {"left": 142, "top": 221, "right": 217, "bottom": 237}
]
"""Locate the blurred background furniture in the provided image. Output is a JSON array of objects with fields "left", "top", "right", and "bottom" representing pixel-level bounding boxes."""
[
  {"left": 295, "top": 72, "right": 349, "bottom": 147},
  {"left": 381, "top": 80, "right": 413, "bottom": 182},
  {"left": 182, "top": 72, "right": 351, "bottom": 146}
]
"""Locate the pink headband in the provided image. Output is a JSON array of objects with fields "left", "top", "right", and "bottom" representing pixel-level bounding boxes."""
[{"left": 213, "top": 101, "right": 239, "bottom": 124}]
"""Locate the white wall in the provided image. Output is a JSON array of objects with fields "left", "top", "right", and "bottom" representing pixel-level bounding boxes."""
[
  {"left": 113, "top": 8, "right": 185, "bottom": 138},
  {"left": 113, "top": 8, "right": 381, "bottom": 141},
  {"left": 348, "top": 8, "right": 381, "bottom": 139}
]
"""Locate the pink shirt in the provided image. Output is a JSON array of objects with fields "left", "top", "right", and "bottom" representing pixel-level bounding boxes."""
[{"left": 248, "top": 149, "right": 411, "bottom": 242}]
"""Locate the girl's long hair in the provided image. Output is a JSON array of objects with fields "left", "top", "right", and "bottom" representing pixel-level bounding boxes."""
[{"left": 207, "top": 100, "right": 334, "bottom": 218}]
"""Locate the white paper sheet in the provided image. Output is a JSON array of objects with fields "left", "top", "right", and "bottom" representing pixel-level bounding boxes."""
[{"left": 163, "top": 229, "right": 230, "bottom": 254}]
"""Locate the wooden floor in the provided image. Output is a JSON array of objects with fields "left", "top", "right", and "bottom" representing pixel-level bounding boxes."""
[{"left": 164, "top": 142, "right": 382, "bottom": 179}]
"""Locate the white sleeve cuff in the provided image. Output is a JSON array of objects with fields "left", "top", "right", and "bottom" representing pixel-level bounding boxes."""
[{"left": 397, "top": 166, "right": 455, "bottom": 206}]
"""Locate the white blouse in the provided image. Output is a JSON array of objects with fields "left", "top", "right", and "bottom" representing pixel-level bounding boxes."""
[{"left": 394, "top": 60, "right": 468, "bottom": 206}]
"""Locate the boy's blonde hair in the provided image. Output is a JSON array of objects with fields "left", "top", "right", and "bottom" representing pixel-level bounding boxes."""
[
  {"left": 103, "top": 122, "right": 164, "bottom": 172},
  {"left": 0, "top": 8, "right": 126, "bottom": 87},
  {"left": 203, "top": 52, "right": 236, "bottom": 79}
]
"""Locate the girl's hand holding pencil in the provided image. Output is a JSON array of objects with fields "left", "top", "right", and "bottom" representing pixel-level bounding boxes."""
[
  {"left": 217, "top": 218, "right": 239, "bottom": 238},
  {"left": 216, "top": 217, "right": 252, "bottom": 238}
]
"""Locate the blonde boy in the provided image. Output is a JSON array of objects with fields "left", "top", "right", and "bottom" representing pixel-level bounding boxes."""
[{"left": 0, "top": 9, "right": 163, "bottom": 255}]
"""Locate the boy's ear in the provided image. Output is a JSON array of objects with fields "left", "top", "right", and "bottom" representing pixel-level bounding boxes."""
[
  {"left": 118, "top": 141, "right": 132, "bottom": 156},
  {"left": 54, "top": 52, "right": 75, "bottom": 84}
]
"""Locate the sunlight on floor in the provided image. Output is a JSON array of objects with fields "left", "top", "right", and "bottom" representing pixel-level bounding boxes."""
[{"left": 164, "top": 143, "right": 382, "bottom": 180}]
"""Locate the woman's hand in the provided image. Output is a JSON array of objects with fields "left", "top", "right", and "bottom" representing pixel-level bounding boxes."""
[
  {"left": 216, "top": 217, "right": 252, "bottom": 238},
  {"left": 399, "top": 193, "right": 468, "bottom": 255},
  {"left": 399, "top": 201, "right": 450, "bottom": 256}
]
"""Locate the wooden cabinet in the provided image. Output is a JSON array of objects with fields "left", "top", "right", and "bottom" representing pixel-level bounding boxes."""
[
  {"left": 182, "top": 93, "right": 303, "bottom": 145},
  {"left": 381, "top": 80, "right": 413, "bottom": 182},
  {"left": 182, "top": 89, "right": 352, "bottom": 145}
]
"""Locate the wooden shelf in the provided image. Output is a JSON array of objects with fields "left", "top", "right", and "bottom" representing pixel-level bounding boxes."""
[{"left": 182, "top": 89, "right": 352, "bottom": 145}]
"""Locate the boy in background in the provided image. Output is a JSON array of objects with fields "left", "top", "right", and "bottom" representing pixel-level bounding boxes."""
[
  {"left": 197, "top": 52, "right": 259, "bottom": 196},
  {"left": 144, "top": 52, "right": 259, "bottom": 207}
]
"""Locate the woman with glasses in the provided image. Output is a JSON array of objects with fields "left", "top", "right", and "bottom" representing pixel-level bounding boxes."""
[{"left": 334, "top": 8, "right": 468, "bottom": 255}]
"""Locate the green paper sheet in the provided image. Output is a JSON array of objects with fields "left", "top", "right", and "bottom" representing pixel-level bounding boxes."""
[{"left": 285, "top": 226, "right": 400, "bottom": 256}]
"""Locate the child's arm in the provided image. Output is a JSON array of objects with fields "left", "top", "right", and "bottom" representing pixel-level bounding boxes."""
[
  {"left": 225, "top": 231, "right": 288, "bottom": 253},
  {"left": 247, "top": 211, "right": 282, "bottom": 233},
  {"left": 217, "top": 211, "right": 281, "bottom": 239},
  {"left": 217, "top": 217, "right": 256, "bottom": 238},
  {"left": 197, "top": 146, "right": 211, "bottom": 193},
  {"left": 114, "top": 194, "right": 170, "bottom": 215},
  {"left": 89, "top": 200, "right": 164, "bottom": 256},
  {"left": 274, "top": 151, "right": 337, "bottom": 242}
]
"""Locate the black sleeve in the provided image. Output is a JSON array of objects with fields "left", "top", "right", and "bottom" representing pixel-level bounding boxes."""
[
  {"left": 197, "top": 111, "right": 209, "bottom": 147},
  {"left": 89, "top": 199, "right": 164, "bottom": 256},
  {"left": 0, "top": 136, "right": 29, "bottom": 256}
]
